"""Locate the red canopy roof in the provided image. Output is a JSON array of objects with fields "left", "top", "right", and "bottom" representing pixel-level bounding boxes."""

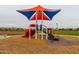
[
  {"left": 17, "top": 5, "right": 61, "bottom": 21},
  {"left": 23, "top": 5, "right": 48, "bottom": 11}
]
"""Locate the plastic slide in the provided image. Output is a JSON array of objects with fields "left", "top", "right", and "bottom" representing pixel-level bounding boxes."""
[{"left": 25, "top": 29, "right": 36, "bottom": 37}]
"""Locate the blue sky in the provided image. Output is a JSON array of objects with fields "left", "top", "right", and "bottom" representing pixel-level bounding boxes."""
[{"left": 0, "top": 5, "right": 79, "bottom": 29}]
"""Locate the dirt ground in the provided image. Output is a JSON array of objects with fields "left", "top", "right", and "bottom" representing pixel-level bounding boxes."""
[{"left": 0, "top": 35, "right": 79, "bottom": 54}]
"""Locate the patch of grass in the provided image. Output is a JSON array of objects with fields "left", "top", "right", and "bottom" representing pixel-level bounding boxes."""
[{"left": 54, "top": 31, "right": 79, "bottom": 36}]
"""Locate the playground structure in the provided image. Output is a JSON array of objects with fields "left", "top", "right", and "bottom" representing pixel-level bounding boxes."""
[
  {"left": 25, "top": 24, "right": 52, "bottom": 40},
  {"left": 17, "top": 5, "right": 61, "bottom": 40}
]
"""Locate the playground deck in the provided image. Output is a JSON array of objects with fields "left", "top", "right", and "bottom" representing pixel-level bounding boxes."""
[{"left": 0, "top": 35, "right": 79, "bottom": 54}]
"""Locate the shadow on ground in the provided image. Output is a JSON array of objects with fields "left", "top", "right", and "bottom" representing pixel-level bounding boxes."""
[{"left": 47, "top": 35, "right": 79, "bottom": 46}]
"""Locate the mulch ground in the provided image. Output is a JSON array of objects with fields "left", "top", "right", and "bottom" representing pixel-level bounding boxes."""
[{"left": 0, "top": 35, "right": 79, "bottom": 54}]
